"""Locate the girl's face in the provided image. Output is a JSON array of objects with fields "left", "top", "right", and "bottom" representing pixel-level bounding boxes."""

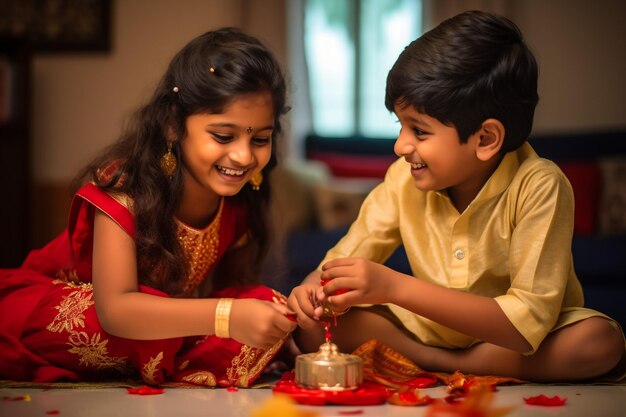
[
  {"left": 393, "top": 104, "right": 486, "bottom": 209},
  {"left": 179, "top": 92, "right": 274, "bottom": 199}
]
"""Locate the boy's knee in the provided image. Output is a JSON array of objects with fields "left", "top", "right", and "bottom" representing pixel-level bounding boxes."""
[{"left": 570, "top": 318, "right": 624, "bottom": 377}]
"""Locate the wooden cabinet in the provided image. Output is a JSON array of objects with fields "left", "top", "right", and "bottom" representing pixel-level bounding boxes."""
[{"left": 0, "top": 39, "right": 32, "bottom": 267}]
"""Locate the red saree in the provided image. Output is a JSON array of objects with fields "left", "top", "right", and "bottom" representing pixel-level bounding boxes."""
[{"left": 0, "top": 183, "right": 286, "bottom": 386}]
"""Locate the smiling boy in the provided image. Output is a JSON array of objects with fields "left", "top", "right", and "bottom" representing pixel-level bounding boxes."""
[{"left": 288, "top": 10, "right": 625, "bottom": 382}]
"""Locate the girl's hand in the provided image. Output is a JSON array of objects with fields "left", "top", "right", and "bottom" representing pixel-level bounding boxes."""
[
  {"left": 287, "top": 282, "right": 325, "bottom": 330},
  {"left": 318, "top": 257, "right": 400, "bottom": 312},
  {"left": 228, "top": 299, "right": 297, "bottom": 350}
]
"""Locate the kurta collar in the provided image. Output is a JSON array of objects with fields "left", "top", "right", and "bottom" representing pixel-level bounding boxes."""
[{"left": 433, "top": 141, "right": 534, "bottom": 211}]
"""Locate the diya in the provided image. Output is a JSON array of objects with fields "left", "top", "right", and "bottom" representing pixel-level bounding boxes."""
[
  {"left": 294, "top": 288, "right": 363, "bottom": 391},
  {"left": 295, "top": 340, "right": 363, "bottom": 391}
]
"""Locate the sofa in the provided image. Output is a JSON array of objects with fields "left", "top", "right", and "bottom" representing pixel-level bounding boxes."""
[{"left": 269, "top": 131, "right": 626, "bottom": 329}]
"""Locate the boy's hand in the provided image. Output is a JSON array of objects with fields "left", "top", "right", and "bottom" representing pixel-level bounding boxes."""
[{"left": 319, "top": 257, "right": 399, "bottom": 311}]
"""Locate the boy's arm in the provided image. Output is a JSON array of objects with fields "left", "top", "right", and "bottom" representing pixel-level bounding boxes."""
[
  {"left": 389, "top": 272, "right": 532, "bottom": 352},
  {"left": 322, "top": 257, "right": 532, "bottom": 352},
  {"left": 492, "top": 163, "right": 577, "bottom": 353}
]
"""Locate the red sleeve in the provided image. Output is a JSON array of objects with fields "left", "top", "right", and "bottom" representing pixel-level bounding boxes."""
[
  {"left": 66, "top": 183, "right": 135, "bottom": 282},
  {"left": 20, "top": 184, "right": 135, "bottom": 281}
]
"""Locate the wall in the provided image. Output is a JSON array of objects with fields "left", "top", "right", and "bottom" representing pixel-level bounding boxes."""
[
  {"left": 28, "top": 0, "right": 286, "bottom": 246},
  {"left": 513, "top": 0, "right": 626, "bottom": 134},
  {"left": 26, "top": 0, "right": 626, "bottom": 246}
]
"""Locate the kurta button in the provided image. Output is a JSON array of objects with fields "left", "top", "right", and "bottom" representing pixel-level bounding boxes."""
[{"left": 454, "top": 249, "right": 465, "bottom": 260}]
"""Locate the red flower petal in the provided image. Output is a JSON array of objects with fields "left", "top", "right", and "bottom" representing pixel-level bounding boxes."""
[
  {"left": 126, "top": 386, "right": 164, "bottom": 395},
  {"left": 387, "top": 389, "right": 434, "bottom": 406},
  {"left": 523, "top": 394, "right": 567, "bottom": 406}
]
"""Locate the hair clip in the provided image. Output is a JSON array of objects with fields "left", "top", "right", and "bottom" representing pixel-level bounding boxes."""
[
  {"left": 172, "top": 86, "right": 179, "bottom": 93},
  {"left": 209, "top": 67, "right": 215, "bottom": 73}
]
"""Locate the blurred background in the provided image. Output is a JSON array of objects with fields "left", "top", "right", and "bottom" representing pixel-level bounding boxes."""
[{"left": 1, "top": 0, "right": 625, "bottom": 275}]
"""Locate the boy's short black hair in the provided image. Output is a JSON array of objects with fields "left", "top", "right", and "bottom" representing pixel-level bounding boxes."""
[{"left": 385, "top": 10, "right": 539, "bottom": 153}]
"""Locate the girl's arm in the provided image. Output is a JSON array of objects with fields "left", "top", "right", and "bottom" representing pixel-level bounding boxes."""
[
  {"left": 92, "top": 209, "right": 218, "bottom": 338},
  {"left": 92, "top": 210, "right": 294, "bottom": 348}
]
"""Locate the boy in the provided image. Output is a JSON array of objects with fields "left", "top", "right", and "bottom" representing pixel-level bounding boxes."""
[{"left": 287, "top": 10, "right": 624, "bottom": 382}]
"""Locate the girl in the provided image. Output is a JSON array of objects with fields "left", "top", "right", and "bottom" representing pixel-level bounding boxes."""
[{"left": 0, "top": 27, "right": 297, "bottom": 387}]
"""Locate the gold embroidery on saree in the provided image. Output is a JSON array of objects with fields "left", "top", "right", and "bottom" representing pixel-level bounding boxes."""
[
  {"left": 47, "top": 281, "right": 94, "bottom": 333},
  {"left": 227, "top": 345, "right": 256, "bottom": 384},
  {"left": 227, "top": 340, "right": 284, "bottom": 387},
  {"left": 142, "top": 351, "right": 164, "bottom": 385},
  {"left": 176, "top": 198, "right": 223, "bottom": 296},
  {"left": 47, "top": 279, "right": 129, "bottom": 374},
  {"left": 68, "top": 331, "right": 127, "bottom": 372},
  {"left": 181, "top": 371, "right": 217, "bottom": 386}
]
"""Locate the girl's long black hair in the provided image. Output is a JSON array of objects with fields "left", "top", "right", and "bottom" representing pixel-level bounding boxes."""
[{"left": 73, "top": 28, "right": 288, "bottom": 295}]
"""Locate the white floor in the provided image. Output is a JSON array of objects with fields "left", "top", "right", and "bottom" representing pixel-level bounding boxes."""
[{"left": 1, "top": 384, "right": 625, "bottom": 417}]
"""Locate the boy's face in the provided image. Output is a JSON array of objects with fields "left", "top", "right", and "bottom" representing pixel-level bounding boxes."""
[{"left": 393, "top": 104, "right": 487, "bottom": 202}]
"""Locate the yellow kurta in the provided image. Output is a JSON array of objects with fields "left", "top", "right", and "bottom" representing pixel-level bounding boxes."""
[{"left": 321, "top": 142, "right": 621, "bottom": 354}]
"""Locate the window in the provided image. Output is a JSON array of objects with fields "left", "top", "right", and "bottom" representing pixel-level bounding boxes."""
[{"left": 303, "top": 0, "right": 422, "bottom": 139}]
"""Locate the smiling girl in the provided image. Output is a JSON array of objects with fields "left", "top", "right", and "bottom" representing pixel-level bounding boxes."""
[{"left": 0, "top": 28, "right": 296, "bottom": 386}]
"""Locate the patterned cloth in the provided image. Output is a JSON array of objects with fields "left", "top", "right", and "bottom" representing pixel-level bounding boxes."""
[{"left": 0, "top": 183, "right": 286, "bottom": 386}]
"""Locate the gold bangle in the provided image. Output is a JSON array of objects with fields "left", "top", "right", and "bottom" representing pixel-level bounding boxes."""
[{"left": 214, "top": 298, "right": 234, "bottom": 338}]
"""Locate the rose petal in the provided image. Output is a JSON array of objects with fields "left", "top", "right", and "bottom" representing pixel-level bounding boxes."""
[
  {"left": 126, "top": 386, "right": 164, "bottom": 395},
  {"left": 387, "top": 389, "right": 434, "bottom": 406},
  {"left": 523, "top": 394, "right": 567, "bottom": 406}
]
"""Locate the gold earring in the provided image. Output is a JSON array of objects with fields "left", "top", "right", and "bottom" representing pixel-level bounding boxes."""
[
  {"left": 160, "top": 141, "right": 177, "bottom": 177},
  {"left": 249, "top": 171, "right": 263, "bottom": 191}
]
